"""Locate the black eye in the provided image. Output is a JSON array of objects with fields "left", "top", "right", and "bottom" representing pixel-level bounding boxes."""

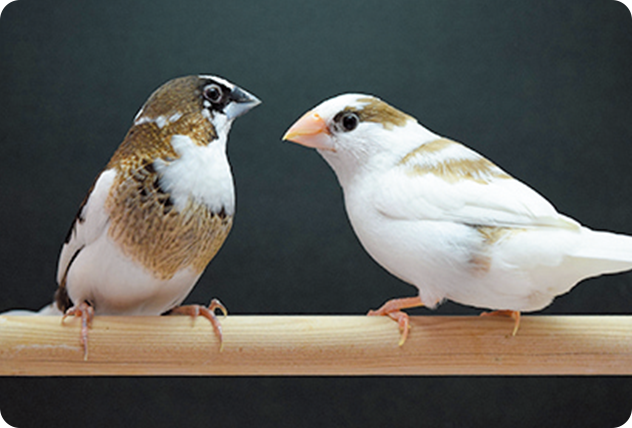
[
  {"left": 203, "top": 84, "right": 223, "bottom": 103},
  {"left": 339, "top": 112, "right": 359, "bottom": 132}
]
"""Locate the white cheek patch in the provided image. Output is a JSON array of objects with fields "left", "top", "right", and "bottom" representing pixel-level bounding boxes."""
[{"left": 200, "top": 107, "right": 232, "bottom": 137}]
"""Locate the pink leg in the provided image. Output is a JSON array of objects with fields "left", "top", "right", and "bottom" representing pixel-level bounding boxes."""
[
  {"left": 61, "top": 301, "right": 94, "bottom": 360},
  {"left": 169, "top": 298, "right": 228, "bottom": 351},
  {"left": 480, "top": 310, "right": 521, "bottom": 336},
  {"left": 367, "top": 296, "right": 425, "bottom": 346}
]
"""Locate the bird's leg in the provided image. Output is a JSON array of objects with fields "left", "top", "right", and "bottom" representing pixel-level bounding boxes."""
[
  {"left": 480, "top": 310, "right": 521, "bottom": 336},
  {"left": 168, "top": 298, "right": 228, "bottom": 351},
  {"left": 367, "top": 296, "right": 425, "bottom": 346},
  {"left": 61, "top": 301, "right": 94, "bottom": 361}
]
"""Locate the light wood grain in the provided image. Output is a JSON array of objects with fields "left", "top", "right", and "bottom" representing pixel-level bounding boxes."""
[{"left": 0, "top": 315, "right": 630, "bottom": 375}]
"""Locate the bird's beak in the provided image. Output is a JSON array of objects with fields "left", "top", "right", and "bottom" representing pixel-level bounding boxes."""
[
  {"left": 282, "top": 111, "right": 335, "bottom": 151},
  {"left": 225, "top": 87, "right": 262, "bottom": 120}
]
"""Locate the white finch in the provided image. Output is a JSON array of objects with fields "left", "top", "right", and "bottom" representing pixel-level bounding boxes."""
[
  {"left": 54, "top": 75, "right": 260, "bottom": 358},
  {"left": 283, "top": 93, "right": 632, "bottom": 345}
]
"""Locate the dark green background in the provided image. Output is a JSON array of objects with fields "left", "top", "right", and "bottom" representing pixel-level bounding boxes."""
[{"left": 1, "top": 0, "right": 632, "bottom": 427}]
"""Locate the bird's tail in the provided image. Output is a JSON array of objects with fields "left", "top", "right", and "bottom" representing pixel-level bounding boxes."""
[
  {"left": 570, "top": 228, "right": 632, "bottom": 275},
  {"left": 0, "top": 303, "right": 62, "bottom": 316}
]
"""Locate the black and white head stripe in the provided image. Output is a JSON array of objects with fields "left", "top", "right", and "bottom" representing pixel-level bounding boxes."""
[{"left": 198, "top": 75, "right": 261, "bottom": 120}]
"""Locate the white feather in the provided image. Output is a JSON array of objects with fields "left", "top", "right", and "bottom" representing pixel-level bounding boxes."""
[
  {"left": 0, "top": 304, "right": 62, "bottom": 316},
  {"left": 154, "top": 134, "right": 235, "bottom": 215},
  {"left": 57, "top": 169, "right": 116, "bottom": 285},
  {"left": 64, "top": 231, "right": 200, "bottom": 315},
  {"left": 373, "top": 154, "right": 579, "bottom": 229}
]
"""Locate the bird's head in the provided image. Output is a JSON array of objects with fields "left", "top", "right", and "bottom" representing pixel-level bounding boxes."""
[
  {"left": 133, "top": 75, "right": 261, "bottom": 138},
  {"left": 110, "top": 75, "right": 260, "bottom": 169},
  {"left": 283, "top": 94, "right": 431, "bottom": 182}
]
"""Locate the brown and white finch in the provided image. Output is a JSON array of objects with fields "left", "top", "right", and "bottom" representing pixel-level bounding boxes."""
[
  {"left": 283, "top": 93, "right": 632, "bottom": 345},
  {"left": 52, "top": 75, "right": 260, "bottom": 358}
]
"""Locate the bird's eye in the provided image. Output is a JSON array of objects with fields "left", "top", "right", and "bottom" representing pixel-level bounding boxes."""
[
  {"left": 203, "top": 84, "right": 223, "bottom": 103},
  {"left": 338, "top": 112, "right": 359, "bottom": 132}
]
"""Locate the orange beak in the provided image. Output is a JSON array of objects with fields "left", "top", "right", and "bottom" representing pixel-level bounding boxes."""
[{"left": 282, "top": 111, "right": 335, "bottom": 151}]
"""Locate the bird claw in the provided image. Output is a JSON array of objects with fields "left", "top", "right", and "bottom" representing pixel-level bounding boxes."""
[
  {"left": 169, "top": 298, "right": 228, "bottom": 351},
  {"left": 480, "top": 310, "right": 521, "bottom": 336},
  {"left": 61, "top": 301, "right": 94, "bottom": 360},
  {"left": 367, "top": 296, "right": 425, "bottom": 346}
]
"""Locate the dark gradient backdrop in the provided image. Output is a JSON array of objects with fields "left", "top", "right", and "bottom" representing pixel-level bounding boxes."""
[{"left": 1, "top": 0, "right": 631, "bottom": 427}]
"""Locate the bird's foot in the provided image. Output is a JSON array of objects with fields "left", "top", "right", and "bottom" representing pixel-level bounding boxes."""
[
  {"left": 367, "top": 296, "right": 425, "bottom": 346},
  {"left": 480, "top": 310, "right": 521, "bottom": 336},
  {"left": 61, "top": 301, "right": 94, "bottom": 360},
  {"left": 169, "top": 298, "right": 228, "bottom": 351}
]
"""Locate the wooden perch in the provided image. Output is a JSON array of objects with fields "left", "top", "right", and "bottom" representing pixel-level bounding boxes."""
[{"left": 0, "top": 315, "right": 631, "bottom": 376}]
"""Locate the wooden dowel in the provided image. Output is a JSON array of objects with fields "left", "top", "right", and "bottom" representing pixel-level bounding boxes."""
[{"left": 0, "top": 315, "right": 630, "bottom": 376}]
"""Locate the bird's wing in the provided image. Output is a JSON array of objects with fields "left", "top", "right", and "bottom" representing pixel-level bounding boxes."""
[
  {"left": 373, "top": 141, "right": 579, "bottom": 230},
  {"left": 56, "top": 169, "right": 116, "bottom": 285}
]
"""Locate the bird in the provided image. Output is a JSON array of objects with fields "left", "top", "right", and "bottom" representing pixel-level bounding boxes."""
[
  {"left": 282, "top": 93, "right": 632, "bottom": 345},
  {"left": 53, "top": 75, "right": 260, "bottom": 358}
]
